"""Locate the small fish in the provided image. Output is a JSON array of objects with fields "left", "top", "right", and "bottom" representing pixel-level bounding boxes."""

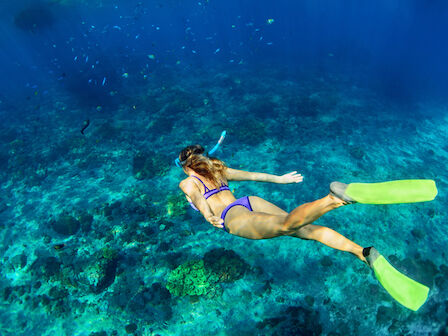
[
  {"left": 214, "top": 48, "right": 220, "bottom": 54},
  {"left": 54, "top": 244, "right": 65, "bottom": 250},
  {"left": 102, "top": 77, "right": 106, "bottom": 86},
  {"left": 122, "top": 73, "right": 129, "bottom": 78},
  {"left": 85, "top": 56, "right": 89, "bottom": 63},
  {"left": 81, "top": 119, "right": 90, "bottom": 134},
  {"left": 147, "top": 54, "right": 155, "bottom": 60},
  {"left": 267, "top": 18, "right": 275, "bottom": 24},
  {"left": 74, "top": 56, "right": 78, "bottom": 61},
  {"left": 113, "top": 25, "right": 122, "bottom": 30}
]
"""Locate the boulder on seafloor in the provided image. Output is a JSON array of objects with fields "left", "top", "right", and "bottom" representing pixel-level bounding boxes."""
[
  {"left": 78, "top": 248, "right": 119, "bottom": 294},
  {"left": 203, "top": 248, "right": 250, "bottom": 282},
  {"left": 51, "top": 214, "right": 80, "bottom": 236},
  {"left": 256, "top": 305, "right": 322, "bottom": 336}
]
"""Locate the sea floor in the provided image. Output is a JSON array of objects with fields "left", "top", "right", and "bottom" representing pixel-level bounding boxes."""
[{"left": 1, "top": 65, "right": 447, "bottom": 336}]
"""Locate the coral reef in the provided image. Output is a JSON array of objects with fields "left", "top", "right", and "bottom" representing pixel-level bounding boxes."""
[
  {"left": 166, "top": 192, "right": 187, "bottom": 218},
  {"left": 166, "top": 249, "right": 250, "bottom": 298},
  {"left": 166, "top": 260, "right": 222, "bottom": 297}
]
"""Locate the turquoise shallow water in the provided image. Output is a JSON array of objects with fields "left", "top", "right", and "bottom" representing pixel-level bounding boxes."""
[{"left": 1, "top": 65, "right": 447, "bottom": 335}]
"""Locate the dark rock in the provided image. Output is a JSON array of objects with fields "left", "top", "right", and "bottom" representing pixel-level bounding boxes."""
[
  {"left": 89, "top": 332, "right": 108, "bottom": 336},
  {"left": 43, "top": 257, "right": 62, "bottom": 277},
  {"left": 126, "top": 282, "right": 172, "bottom": 322},
  {"left": 91, "top": 257, "right": 118, "bottom": 294},
  {"left": 411, "top": 228, "right": 424, "bottom": 239},
  {"left": 3, "top": 287, "right": 13, "bottom": 301},
  {"left": 439, "top": 325, "right": 448, "bottom": 336},
  {"left": 52, "top": 215, "right": 80, "bottom": 236},
  {"left": 165, "top": 252, "right": 184, "bottom": 268},
  {"left": 125, "top": 323, "right": 137, "bottom": 334},
  {"left": 11, "top": 253, "right": 27, "bottom": 270},
  {"left": 348, "top": 145, "right": 365, "bottom": 160},
  {"left": 305, "top": 295, "right": 315, "bottom": 306},
  {"left": 203, "top": 248, "right": 250, "bottom": 283},
  {"left": 320, "top": 256, "right": 333, "bottom": 267},
  {"left": 157, "top": 242, "right": 170, "bottom": 252},
  {"left": 79, "top": 212, "right": 94, "bottom": 232},
  {"left": 48, "top": 286, "right": 68, "bottom": 300},
  {"left": 376, "top": 305, "right": 393, "bottom": 326},
  {"left": 256, "top": 305, "right": 322, "bottom": 336},
  {"left": 399, "top": 257, "right": 438, "bottom": 287}
]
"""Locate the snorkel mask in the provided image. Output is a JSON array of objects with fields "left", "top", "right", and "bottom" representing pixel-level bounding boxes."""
[{"left": 175, "top": 130, "right": 227, "bottom": 168}]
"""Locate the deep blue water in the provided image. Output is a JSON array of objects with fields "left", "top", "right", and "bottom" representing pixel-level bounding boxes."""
[{"left": 0, "top": 1, "right": 447, "bottom": 335}]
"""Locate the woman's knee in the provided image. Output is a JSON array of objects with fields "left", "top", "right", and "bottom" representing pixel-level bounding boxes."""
[{"left": 293, "top": 224, "right": 321, "bottom": 240}]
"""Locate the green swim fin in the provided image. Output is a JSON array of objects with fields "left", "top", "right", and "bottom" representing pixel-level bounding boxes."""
[
  {"left": 363, "top": 247, "right": 430, "bottom": 311},
  {"left": 331, "top": 179, "right": 438, "bottom": 204}
]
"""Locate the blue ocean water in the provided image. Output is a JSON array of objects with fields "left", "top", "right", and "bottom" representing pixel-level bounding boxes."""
[{"left": 0, "top": 0, "right": 447, "bottom": 335}]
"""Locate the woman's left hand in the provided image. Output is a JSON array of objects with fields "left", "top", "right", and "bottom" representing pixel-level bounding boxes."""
[
  {"left": 279, "top": 171, "right": 304, "bottom": 184},
  {"left": 206, "top": 215, "right": 225, "bottom": 229}
]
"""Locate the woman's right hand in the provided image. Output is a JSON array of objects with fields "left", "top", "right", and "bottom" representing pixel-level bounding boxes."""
[{"left": 206, "top": 215, "right": 225, "bottom": 229}]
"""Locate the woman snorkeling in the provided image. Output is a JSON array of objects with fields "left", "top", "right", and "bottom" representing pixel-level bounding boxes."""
[
  {"left": 176, "top": 136, "right": 437, "bottom": 311},
  {"left": 177, "top": 143, "right": 368, "bottom": 264}
]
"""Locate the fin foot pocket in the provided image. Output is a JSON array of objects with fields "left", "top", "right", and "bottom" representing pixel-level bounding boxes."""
[{"left": 330, "top": 182, "right": 357, "bottom": 204}]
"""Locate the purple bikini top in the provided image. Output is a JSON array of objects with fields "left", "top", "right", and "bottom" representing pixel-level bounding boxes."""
[
  {"left": 187, "top": 175, "right": 230, "bottom": 212},
  {"left": 190, "top": 175, "right": 230, "bottom": 199}
]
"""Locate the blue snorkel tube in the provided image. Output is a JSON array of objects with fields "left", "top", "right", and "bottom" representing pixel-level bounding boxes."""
[{"left": 175, "top": 130, "right": 227, "bottom": 168}]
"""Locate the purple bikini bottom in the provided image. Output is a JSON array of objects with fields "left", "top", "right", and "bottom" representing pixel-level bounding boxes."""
[{"left": 220, "top": 196, "right": 253, "bottom": 233}]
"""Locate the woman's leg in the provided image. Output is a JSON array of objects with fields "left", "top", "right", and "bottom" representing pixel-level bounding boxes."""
[
  {"left": 292, "top": 224, "right": 367, "bottom": 263},
  {"left": 282, "top": 194, "right": 346, "bottom": 231},
  {"left": 227, "top": 195, "right": 367, "bottom": 262}
]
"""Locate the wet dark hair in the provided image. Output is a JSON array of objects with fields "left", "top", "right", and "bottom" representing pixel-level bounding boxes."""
[
  {"left": 179, "top": 144, "right": 205, "bottom": 163},
  {"left": 179, "top": 144, "right": 227, "bottom": 186}
]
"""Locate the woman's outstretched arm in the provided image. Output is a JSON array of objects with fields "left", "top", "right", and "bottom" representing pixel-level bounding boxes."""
[{"left": 225, "top": 167, "right": 303, "bottom": 184}]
